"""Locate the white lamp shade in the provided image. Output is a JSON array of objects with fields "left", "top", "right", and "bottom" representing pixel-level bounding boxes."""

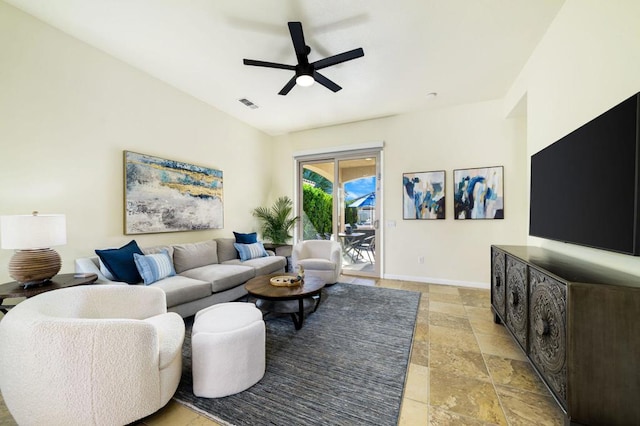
[{"left": 1, "top": 214, "right": 67, "bottom": 249}]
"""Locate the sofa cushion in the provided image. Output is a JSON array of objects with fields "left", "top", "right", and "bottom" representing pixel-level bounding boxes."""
[
  {"left": 148, "top": 275, "right": 212, "bottom": 308},
  {"left": 180, "top": 264, "right": 255, "bottom": 293},
  {"left": 233, "top": 231, "right": 258, "bottom": 244},
  {"left": 215, "top": 238, "right": 238, "bottom": 263},
  {"left": 95, "top": 240, "right": 143, "bottom": 284},
  {"left": 142, "top": 245, "right": 175, "bottom": 259},
  {"left": 234, "top": 242, "right": 268, "bottom": 261},
  {"left": 221, "top": 255, "right": 286, "bottom": 276},
  {"left": 172, "top": 240, "right": 218, "bottom": 274},
  {"left": 134, "top": 250, "right": 176, "bottom": 285}
]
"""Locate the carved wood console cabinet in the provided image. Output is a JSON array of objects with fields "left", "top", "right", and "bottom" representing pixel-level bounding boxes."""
[{"left": 491, "top": 245, "right": 640, "bottom": 425}]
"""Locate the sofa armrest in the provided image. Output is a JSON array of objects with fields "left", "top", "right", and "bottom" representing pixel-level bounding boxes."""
[{"left": 75, "top": 257, "right": 120, "bottom": 284}]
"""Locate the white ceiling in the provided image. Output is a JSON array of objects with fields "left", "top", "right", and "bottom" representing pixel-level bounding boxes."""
[{"left": 5, "top": 0, "right": 565, "bottom": 136}]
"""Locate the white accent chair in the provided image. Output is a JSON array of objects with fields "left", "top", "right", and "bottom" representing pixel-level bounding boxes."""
[
  {"left": 191, "top": 302, "right": 265, "bottom": 398},
  {"left": 0, "top": 285, "right": 185, "bottom": 426},
  {"left": 291, "top": 239, "right": 342, "bottom": 284}
]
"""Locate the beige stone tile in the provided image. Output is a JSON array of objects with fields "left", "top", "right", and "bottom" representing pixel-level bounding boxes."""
[
  {"left": 459, "top": 288, "right": 492, "bottom": 308},
  {"left": 377, "top": 278, "right": 404, "bottom": 289},
  {"left": 410, "top": 339, "right": 429, "bottom": 367},
  {"left": 428, "top": 284, "right": 460, "bottom": 294},
  {"left": 430, "top": 369, "right": 507, "bottom": 425},
  {"left": 465, "top": 305, "right": 496, "bottom": 321},
  {"left": 429, "top": 311, "right": 473, "bottom": 331},
  {"left": 418, "top": 293, "right": 430, "bottom": 311},
  {"left": 469, "top": 316, "right": 511, "bottom": 338},
  {"left": 495, "top": 385, "right": 565, "bottom": 426},
  {"left": 429, "top": 300, "right": 467, "bottom": 316},
  {"left": 413, "top": 320, "right": 429, "bottom": 342},
  {"left": 430, "top": 325, "right": 481, "bottom": 353},
  {"left": 141, "top": 401, "right": 219, "bottom": 426},
  {"left": 400, "top": 281, "right": 430, "bottom": 293},
  {"left": 476, "top": 333, "right": 527, "bottom": 361},
  {"left": 429, "top": 292, "right": 463, "bottom": 304},
  {"left": 430, "top": 406, "right": 499, "bottom": 425},
  {"left": 429, "top": 343, "right": 490, "bottom": 381},
  {"left": 398, "top": 398, "right": 429, "bottom": 425},
  {"left": 404, "top": 363, "right": 429, "bottom": 403},
  {"left": 484, "top": 355, "right": 548, "bottom": 395}
]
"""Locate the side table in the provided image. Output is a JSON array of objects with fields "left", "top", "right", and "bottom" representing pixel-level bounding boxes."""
[
  {"left": 263, "top": 243, "right": 293, "bottom": 272},
  {"left": 0, "top": 273, "right": 98, "bottom": 314}
]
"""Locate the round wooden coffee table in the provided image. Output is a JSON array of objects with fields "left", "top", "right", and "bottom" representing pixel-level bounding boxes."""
[{"left": 244, "top": 273, "right": 325, "bottom": 330}]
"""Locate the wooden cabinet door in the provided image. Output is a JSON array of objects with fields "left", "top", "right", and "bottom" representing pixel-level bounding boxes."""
[
  {"left": 491, "top": 248, "right": 506, "bottom": 319},
  {"left": 529, "top": 268, "right": 567, "bottom": 406},
  {"left": 505, "top": 256, "right": 528, "bottom": 351}
]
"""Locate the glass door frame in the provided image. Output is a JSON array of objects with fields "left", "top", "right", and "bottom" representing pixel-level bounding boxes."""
[{"left": 294, "top": 148, "right": 382, "bottom": 278}]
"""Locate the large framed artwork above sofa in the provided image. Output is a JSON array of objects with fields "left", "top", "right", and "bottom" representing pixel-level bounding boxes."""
[{"left": 124, "top": 151, "right": 224, "bottom": 234}]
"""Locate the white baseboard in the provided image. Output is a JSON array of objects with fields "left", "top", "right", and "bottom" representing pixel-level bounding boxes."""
[{"left": 383, "top": 273, "right": 489, "bottom": 289}]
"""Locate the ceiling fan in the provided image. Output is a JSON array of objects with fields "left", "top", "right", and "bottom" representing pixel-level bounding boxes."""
[{"left": 243, "top": 21, "right": 365, "bottom": 95}]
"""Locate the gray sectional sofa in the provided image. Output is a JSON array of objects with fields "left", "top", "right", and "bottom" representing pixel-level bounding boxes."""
[{"left": 75, "top": 238, "right": 286, "bottom": 317}]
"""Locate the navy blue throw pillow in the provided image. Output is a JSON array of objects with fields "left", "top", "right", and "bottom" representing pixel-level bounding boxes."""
[
  {"left": 95, "top": 240, "right": 143, "bottom": 284},
  {"left": 233, "top": 231, "right": 258, "bottom": 244}
]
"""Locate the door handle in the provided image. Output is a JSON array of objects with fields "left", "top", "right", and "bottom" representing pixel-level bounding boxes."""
[{"left": 374, "top": 219, "right": 379, "bottom": 229}]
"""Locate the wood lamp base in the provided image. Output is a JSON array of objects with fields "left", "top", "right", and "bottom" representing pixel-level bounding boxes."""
[{"left": 9, "top": 248, "right": 61, "bottom": 289}]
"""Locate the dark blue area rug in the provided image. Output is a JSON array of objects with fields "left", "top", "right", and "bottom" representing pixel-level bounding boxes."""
[{"left": 173, "top": 283, "right": 420, "bottom": 426}]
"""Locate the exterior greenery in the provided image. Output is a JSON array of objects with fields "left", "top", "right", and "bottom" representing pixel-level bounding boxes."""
[
  {"left": 302, "top": 184, "right": 333, "bottom": 239},
  {"left": 301, "top": 185, "right": 361, "bottom": 239},
  {"left": 252, "top": 196, "right": 299, "bottom": 244}
]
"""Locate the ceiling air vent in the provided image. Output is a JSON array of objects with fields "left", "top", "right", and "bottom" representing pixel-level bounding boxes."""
[{"left": 239, "top": 98, "right": 259, "bottom": 109}]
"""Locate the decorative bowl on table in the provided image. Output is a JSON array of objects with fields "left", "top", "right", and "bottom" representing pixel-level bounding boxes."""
[{"left": 270, "top": 275, "right": 302, "bottom": 287}]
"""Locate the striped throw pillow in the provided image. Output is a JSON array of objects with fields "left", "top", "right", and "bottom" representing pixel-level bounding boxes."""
[
  {"left": 233, "top": 242, "right": 268, "bottom": 261},
  {"left": 133, "top": 249, "right": 176, "bottom": 285}
]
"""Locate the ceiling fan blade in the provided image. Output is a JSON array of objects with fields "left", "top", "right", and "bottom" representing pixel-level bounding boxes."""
[
  {"left": 288, "top": 22, "right": 308, "bottom": 57},
  {"left": 312, "top": 48, "right": 364, "bottom": 70},
  {"left": 243, "top": 59, "right": 295, "bottom": 70},
  {"left": 278, "top": 75, "right": 297, "bottom": 96},
  {"left": 313, "top": 71, "right": 342, "bottom": 92}
]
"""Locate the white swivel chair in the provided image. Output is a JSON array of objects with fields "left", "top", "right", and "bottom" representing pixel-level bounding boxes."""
[
  {"left": 291, "top": 239, "right": 342, "bottom": 284},
  {"left": 0, "top": 285, "right": 185, "bottom": 426}
]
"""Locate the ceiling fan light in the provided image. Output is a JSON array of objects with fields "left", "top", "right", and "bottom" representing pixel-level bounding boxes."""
[{"left": 296, "top": 74, "right": 314, "bottom": 87}]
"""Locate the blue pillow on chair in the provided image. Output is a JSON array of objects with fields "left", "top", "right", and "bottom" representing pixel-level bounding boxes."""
[
  {"left": 233, "top": 242, "right": 268, "bottom": 261},
  {"left": 95, "top": 240, "right": 143, "bottom": 284},
  {"left": 233, "top": 232, "right": 258, "bottom": 244}
]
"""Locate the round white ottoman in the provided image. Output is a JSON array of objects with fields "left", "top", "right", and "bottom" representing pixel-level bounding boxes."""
[{"left": 191, "top": 302, "right": 265, "bottom": 398}]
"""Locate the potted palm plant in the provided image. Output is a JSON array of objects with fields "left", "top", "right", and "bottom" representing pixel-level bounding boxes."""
[{"left": 252, "top": 196, "right": 299, "bottom": 244}]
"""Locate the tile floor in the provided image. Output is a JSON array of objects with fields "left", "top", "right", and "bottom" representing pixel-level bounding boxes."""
[{"left": 0, "top": 277, "right": 566, "bottom": 425}]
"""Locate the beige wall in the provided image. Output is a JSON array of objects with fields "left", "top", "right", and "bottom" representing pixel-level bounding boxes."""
[
  {"left": 506, "top": 0, "right": 640, "bottom": 275},
  {"left": 0, "top": 3, "right": 273, "bottom": 282},
  {"left": 274, "top": 101, "right": 528, "bottom": 287}
]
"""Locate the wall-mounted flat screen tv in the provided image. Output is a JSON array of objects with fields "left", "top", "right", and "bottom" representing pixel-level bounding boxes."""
[{"left": 529, "top": 92, "right": 640, "bottom": 255}]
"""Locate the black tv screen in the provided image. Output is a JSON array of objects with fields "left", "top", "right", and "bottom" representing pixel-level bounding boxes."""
[{"left": 529, "top": 92, "right": 640, "bottom": 255}]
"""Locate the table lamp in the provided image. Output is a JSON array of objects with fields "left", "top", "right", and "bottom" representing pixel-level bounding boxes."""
[{"left": 0, "top": 212, "right": 67, "bottom": 288}]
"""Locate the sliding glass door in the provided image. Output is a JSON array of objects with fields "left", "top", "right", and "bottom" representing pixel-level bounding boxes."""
[{"left": 297, "top": 150, "right": 380, "bottom": 278}]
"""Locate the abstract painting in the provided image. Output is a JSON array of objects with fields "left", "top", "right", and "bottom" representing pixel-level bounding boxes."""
[
  {"left": 124, "top": 151, "right": 223, "bottom": 234},
  {"left": 403, "top": 170, "right": 445, "bottom": 219},
  {"left": 453, "top": 166, "right": 504, "bottom": 220}
]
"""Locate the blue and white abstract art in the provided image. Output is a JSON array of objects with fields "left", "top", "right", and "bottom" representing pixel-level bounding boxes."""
[
  {"left": 124, "top": 151, "right": 223, "bottom": 234},
  {"left": 453, "top": 166, "right": 503, "bottom": 220},
  {"left": 403, "top": 170, "right": 445, "bottom": 219}
]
